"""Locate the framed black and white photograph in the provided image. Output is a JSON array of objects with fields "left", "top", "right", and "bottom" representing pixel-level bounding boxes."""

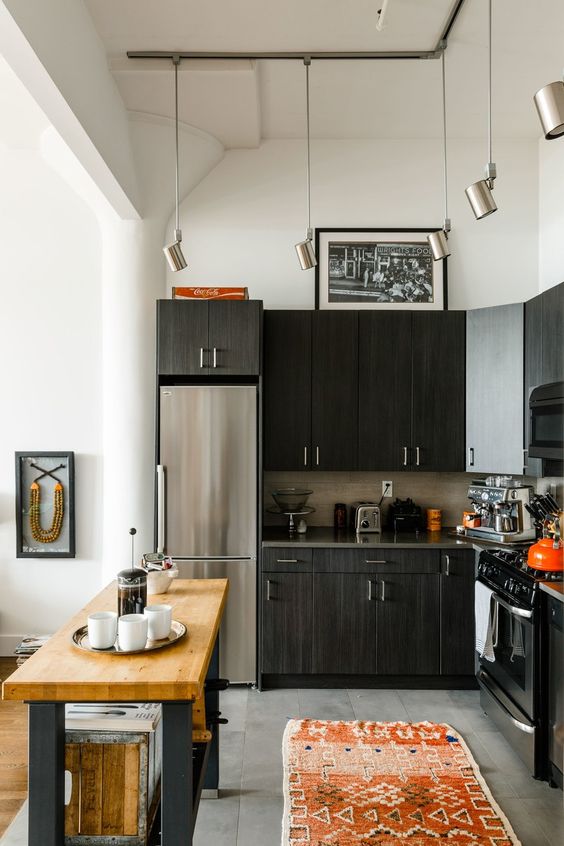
[
  {"left": 15, "top": 452, "right": 75, "bottom": 558},
  {"left": 315, "top": 228, "right": 447, "bottom": 310}
]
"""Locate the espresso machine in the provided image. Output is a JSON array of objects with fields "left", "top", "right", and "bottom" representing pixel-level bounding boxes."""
[{"left": 466, "top": 478, "right": 536, "bottom": 543}]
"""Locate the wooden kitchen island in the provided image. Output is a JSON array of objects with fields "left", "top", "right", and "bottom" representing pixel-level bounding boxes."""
[{"left": 2, "top": 578, "right": 228, "bottom": 846}]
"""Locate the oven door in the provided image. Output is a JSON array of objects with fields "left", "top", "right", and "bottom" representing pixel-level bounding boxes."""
[{"left": 477, "top": 590, "right": 536, "bottom": 719}]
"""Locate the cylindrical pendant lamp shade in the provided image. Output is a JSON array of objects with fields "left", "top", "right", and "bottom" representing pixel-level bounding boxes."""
[
  {"left": 163, "top": 240, "right": 187, "bottom": 271},
  {"left": 534, "top": 81, "right": 564, "bottom": 139},
  {"left": 428, "top": 229, "right": 450, "bottom": 262},
  {"left": 295, "top": 238, "right": 317, "bottom": 270},
  {"left": 465, "top": 179, "right": 497, "bottom": 220}
]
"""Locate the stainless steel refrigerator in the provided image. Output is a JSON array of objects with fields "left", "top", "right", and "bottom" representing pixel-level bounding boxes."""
[{"left": 157, "top": 385, "right": 257, "bottom": 683}]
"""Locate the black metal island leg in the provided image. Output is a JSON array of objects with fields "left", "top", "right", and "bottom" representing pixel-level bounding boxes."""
[
  {"left": 161, "top": 701, "right": 193, "bottom": 846},
  {"left": 28, "top": 702, "right": 65, "bottom": 846}
]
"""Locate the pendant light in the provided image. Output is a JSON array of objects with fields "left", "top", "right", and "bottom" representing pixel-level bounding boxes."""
[
  {"left": 163, "top": 55, "right": 187, "bottom": 271},
  {"left": 465, "top": 0, "right": 497, "bottom": 220},
  {"left": 428, "top": 48, "right": 451, "bottom": 261},
  {"left": 295, "top": 57, "right": 317, "bottom": 271},
  {"left": 534, "top": 77, "right": 564, "bottom": 140}
]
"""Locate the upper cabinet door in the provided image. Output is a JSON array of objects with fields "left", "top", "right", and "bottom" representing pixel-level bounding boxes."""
[
  {"left": 263, "top": 311, "right": 312, "bottom": 471},
  {"left": 524, "top": 294, "right": 543, "bottom": 477},
  {"left": 466, "top": 303, "right": 524, "bottom": 475},
  {"left": 358, "top": 312, "right": 412, "bottom": 470},
  {"left": 208, "top": 301, "right": 261, "bottom": 376},
  {"left": 311, "top": 311, "right": 359, "bottom": 470},
  {"left": 412, "top": 311, "right": 465, "bottom": 471},
  {"left": 157, "top": 300, "right": 209, "bottom": 375},
  {"left": 541, "top": 282, "right": 564, "bottom": 384}
]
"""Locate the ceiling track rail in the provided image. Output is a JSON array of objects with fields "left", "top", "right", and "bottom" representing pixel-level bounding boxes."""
[{"left": 127, "top": 0, "right": 467, "bottom": 64}]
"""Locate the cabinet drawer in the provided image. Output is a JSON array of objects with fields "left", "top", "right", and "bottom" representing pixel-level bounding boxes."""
[
  {"left": 262, "top": 547, "right": 313, "bottom": 572},
  {"left": 313, "top": 548, "right": 440, "bottom": 573}
]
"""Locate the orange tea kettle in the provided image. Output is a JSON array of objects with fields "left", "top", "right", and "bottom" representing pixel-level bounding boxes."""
[{"left": 527, "top": 537, "right": 564, "bottom": 572}]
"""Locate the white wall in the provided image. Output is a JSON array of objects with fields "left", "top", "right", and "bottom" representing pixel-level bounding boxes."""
[
  {"left": 168, "top": 137, "right": 539, "bottom": 309},
  {"left": 538, "top": 139, "right": 564, "bottom": 292},
  {"left": 0, "top": 147, "right": 103, "bottom": 651}
]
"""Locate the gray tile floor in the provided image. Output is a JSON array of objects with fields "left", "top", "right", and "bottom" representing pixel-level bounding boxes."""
[{"left": 195, "top": 686, "right": 564, "bottom": 846}]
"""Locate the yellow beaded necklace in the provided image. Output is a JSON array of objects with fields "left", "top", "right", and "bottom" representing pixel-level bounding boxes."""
[{"left": 29, "top": 480, "right": 64, "bottom": 543}]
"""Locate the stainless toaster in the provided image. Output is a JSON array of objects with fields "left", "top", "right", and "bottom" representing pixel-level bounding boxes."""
[{"left": 351, "top": 502, "right": 382, "bottom": 533}]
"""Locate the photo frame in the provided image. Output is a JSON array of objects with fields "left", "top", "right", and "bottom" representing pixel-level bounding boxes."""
[
  {"left": 315, "top": 228, "right": 447, "bottom": 310},
  {"left": 15, "top": 452, "right": 75, "bottom": 558}
]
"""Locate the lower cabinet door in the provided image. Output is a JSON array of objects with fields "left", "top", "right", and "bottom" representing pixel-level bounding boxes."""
[
  {"left": 377, "top": 573, "right": 440, "bottom": 674},
  {"left": 312, "top": 573, "right": 378, "bottom": 674},
  {"left": 261, "top": 573, "right": 312, "bottom": 674},
  {"left": 440, "top": 550, "right": 476, "bottom": 675}
]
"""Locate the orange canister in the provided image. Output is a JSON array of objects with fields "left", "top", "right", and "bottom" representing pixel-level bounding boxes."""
[{"left": 426, "top": 508, "right": 442, "bottom": 531}]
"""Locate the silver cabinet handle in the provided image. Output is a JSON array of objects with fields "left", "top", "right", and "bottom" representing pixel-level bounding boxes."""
[
  {"left": 416, "top": 446, "right": 421, "bottom": 466},
  {"left": 403, "top": 446, "right": 408, "bottom": 466},
  {"left": 523, "top": 448, "right": 528, "bottom": 472},
  {"left": 277, "top": 559, "right": 298, "bottom": 564},
  {"left": 365, "top": 560, "right": 386, "bottom": 564},
  {"left": 200, "top": 347, "right": 205, "bottom": 368},
  {"left": 380, "top": 580, "right": 386, "bottom": 601},
  {"left": 213, "top": 347, "right": 218, "bottom": 368},
  {"left": 368, "top": 580, "right": 374, "bottom": 600},
  {"left": 316, "top": 446, "right": 320, "bottom": 466},
  {"left": 468, "top": 447, "right": 475, "bottom": 467},
  {"left": 304, "top": 446, "right": 308, "bottom": 467},
  {"left": 266, "top": 579, "right": 272, "bottom": 601},
  {"left": 444, "top": 554, "right": 450, "bottom": 576},
  {"left": 156, "top": 465, "right": 166, "bottom": 553}
]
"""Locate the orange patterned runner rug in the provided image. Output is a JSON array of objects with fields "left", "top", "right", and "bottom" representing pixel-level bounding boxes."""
[{"left": 282, "top": 720, "right": 521, "bottom": 845}]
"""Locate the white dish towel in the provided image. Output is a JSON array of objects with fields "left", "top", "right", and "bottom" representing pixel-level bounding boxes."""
[{"left": 475, "top": 581, "right": 497, "bottom": 662}]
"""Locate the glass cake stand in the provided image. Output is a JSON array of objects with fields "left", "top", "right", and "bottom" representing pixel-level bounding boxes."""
[{"left": 266, "top": 506, "right": 315, "bottom": 536}]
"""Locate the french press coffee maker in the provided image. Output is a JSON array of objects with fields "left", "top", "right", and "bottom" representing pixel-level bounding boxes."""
[{"left": 117, "top": 528, "right": 147, "bottom": 616}]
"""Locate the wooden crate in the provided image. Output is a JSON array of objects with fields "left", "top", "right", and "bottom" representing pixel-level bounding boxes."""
[{"left": 64, "top": 728, "right": 161, "bottom": 846}]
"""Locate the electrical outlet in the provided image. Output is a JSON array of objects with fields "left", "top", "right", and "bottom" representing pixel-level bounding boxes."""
[{"left": 382, "top": 480, "right": 393, "bottom": 499}]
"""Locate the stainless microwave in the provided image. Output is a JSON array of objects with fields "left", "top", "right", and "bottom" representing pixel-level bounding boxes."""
[{"left": 529, "top": 381, "right": 564, "bottom": 460}]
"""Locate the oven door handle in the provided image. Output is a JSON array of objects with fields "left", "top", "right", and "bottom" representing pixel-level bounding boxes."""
[
  {"left": 477, "top": 671, "right": 535, "bottom": 734},
  {"left": 492, "top": 592, "right": 533, "bottom": 620}
]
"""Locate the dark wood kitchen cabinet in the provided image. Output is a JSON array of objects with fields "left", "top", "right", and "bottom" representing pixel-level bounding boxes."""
[
  {"left": 263, "top": 310, "right": 358, "bottom": 470},
  {"left": 358, "top": 311, "right": 465, "bottom": 471},
  {"left": 439, "top": 549, "right": 476, "bottom": 676},
  {"left": 358, "top": 312, "right": 412, "bottom": 470},
  {"left": 157, "top": 299, "right": 262, "bottom": 376},
  {"left": 312, "top": 573, "right": 377, "bottom": 674},
  {"left": 524, "top": 281, "right": 564, "bottom": 476},
  {"left": 376, "top": 572, "right": 440, "bottom": 674},
  {"left": 261, "top": 572, "right": 312, "bottom": 674},
  {"left": 260, "top": 544, "right": 476, "bottom": 685}
]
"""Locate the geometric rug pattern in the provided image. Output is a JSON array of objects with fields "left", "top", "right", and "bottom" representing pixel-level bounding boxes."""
[{"left": 282, "top": 720, "right": 521, "bottom": 845}]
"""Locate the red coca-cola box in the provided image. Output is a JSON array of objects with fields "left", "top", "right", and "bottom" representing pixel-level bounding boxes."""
[{"left": 172, "top": 286, "right": 249, "bottom": 300}]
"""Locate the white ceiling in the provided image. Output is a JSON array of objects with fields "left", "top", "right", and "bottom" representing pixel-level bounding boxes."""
[
  {"left": 1, "top": 0, "right": 562, "bottom": 154},
  {"left": 60, "top": 1, "right": 564, "bottom": 148}
]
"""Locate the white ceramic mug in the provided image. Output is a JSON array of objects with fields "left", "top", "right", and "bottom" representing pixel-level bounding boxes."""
[
  {"left": 118, "top": 613, "right": 148, "bottom": 651},
  {"left": 144, "top": 604, "right": 172, "bottom": 640},
  {"left": 87, "top": 611, "right": 118, "bottom": 650}
]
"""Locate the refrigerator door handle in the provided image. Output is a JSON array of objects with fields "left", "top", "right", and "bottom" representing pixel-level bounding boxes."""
[{"left": 157, "top": 465, "right": 166, "bottom": 553}]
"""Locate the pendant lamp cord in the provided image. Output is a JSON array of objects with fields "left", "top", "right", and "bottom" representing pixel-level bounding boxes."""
[
  {"left": 304, "top": 57, "right": 312, "bottom": 237},
  {"left": 173, "top": 55, "right": 181, "bottom": 237},
  {"left": 441, "top": 50, "right": 449, "bottom": 227},
  {"left": 487, "top": 0, "right": 493, "bottom": 167}
]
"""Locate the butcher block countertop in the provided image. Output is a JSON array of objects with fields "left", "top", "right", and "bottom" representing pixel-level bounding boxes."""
[
  {"left": 540, "top": 581, "right": 564, "bottom": 603},
  {"left": 2, "top": 578, "right": 228, "bottom": 703}
]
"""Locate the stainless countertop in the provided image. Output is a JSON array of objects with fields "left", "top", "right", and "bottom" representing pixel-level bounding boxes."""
[
  {"left": 540, "top": 581, "right": 564, "bottom": 603},
  {"left": 262, "top": 526, "right": 479, "bottom": 550}
]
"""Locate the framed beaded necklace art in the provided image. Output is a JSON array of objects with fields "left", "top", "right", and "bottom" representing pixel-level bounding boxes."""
[{"left": 15, "top": 452, "right": 75, "bottom": 558}]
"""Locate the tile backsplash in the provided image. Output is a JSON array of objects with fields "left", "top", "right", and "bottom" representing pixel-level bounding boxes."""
[{"left": 264, "top": 471, "right": 545, "bottom": 529}]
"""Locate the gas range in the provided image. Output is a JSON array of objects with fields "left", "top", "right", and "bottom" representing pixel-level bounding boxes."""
[{"left": 478, "top": 547, "right": 563, "bottom": 609}]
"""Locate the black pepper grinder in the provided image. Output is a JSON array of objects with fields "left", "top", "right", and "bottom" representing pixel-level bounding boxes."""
[{"left": 117, "top": 528, "right": 147, "bottom": 616}]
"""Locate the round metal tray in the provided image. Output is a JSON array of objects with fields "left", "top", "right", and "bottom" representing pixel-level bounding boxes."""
[{"left": 71, "top": 619, "right": 187, "bottom": 655}]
